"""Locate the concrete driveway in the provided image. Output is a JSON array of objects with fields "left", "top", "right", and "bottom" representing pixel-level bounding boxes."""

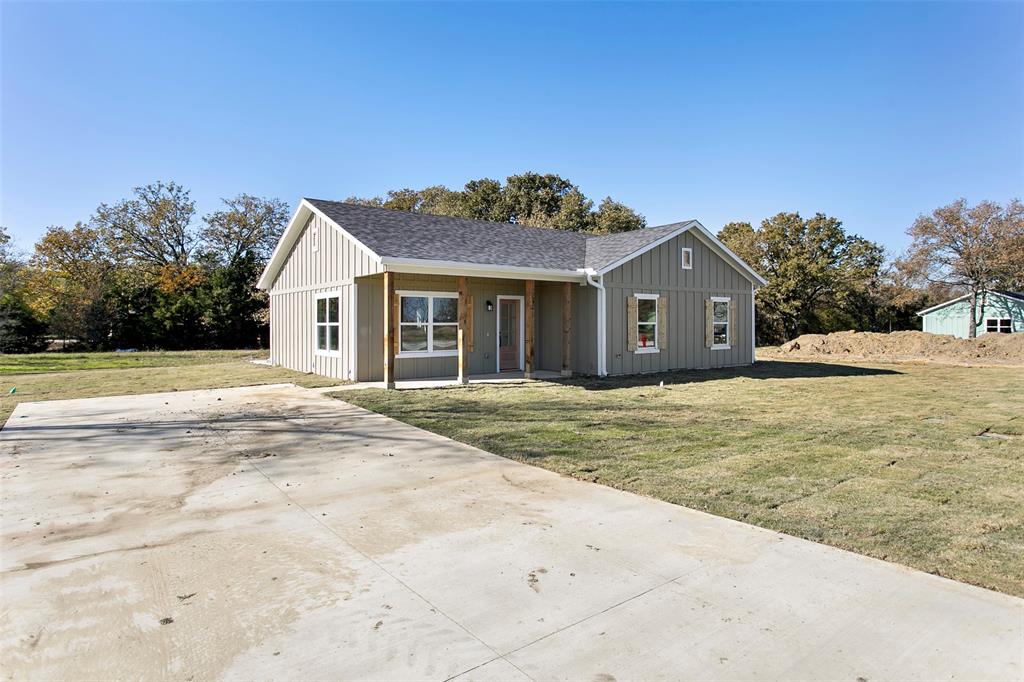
[{"left": 1, "top": 385, "right": 1021, "bottom": 681}]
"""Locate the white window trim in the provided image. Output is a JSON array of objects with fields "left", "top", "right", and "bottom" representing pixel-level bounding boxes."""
[
  {"left": 680, "top": 247, "right": 693, "bottom": 270},
  {"left": 314, "top": 290, "right": 344, "bottom": 357},
  {"left": 396, "top": 290, "right": 459, "bottom": 358},
  {"left": 711, "top": 295, "right": 731, "bottom": 350},
  {"left": 311, "top": 225, "right": 320, "bottom": 252},
  {"left": 985, "top": 317, "right": 1012, "bottom": 333},
  {"left": 634, "top": 293, "right": 660, "bottom": 354}
]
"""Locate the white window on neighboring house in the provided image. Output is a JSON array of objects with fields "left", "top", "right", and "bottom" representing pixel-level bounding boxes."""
[
  {"left": 986, "top": 318, "right": 1012, "bottom": 333},
  {"left": 711, "top": 296, "right": 730, "bottom": 349},
  {"left": 680, "top": 247, "right": 693, "bottom": 270},
  {"left": 635, "top": 293, "right": 659, "bottom": 353},
  {"left": 315, "top": 292, "right": 342, "bottom": 354},
  {"left": 399, "top": 292, "right": 458, "bottom": 356}
]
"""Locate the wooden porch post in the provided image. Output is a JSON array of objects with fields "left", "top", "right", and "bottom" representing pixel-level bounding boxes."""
[
  {"left": 383, "top": 271, "right": 395, "bottom": 389},
  {"left": 457, "top": 276, "right": 469, "bottom": 385},
  {"left": 524, "top": 279, "right": 535, "bottom": 379},
  {"left": 561, "top": 281, "right": 572, "bottom": 377}
]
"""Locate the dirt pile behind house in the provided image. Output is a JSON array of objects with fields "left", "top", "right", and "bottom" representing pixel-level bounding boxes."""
[{"left": 766, "top": 330, "right": 1024, "bottom": 365}]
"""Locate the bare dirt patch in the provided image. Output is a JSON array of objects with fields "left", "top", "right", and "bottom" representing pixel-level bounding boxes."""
[{"left": 764, "top": 330, "right": 1024, "bottom": 365}]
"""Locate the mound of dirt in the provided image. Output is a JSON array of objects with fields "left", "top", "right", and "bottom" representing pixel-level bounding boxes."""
[{"left": 769, "top": 330, "right": 1024, "bottom": 365}]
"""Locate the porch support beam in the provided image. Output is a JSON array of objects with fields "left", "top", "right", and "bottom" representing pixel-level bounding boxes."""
[
  {"left": 524, "top": 280, "right": 535, "bottom": 379},
  {"left": 457, "top": 276, "right": 469, "bottom": 385},
  {"left": 561, "top": 281, "right": 572, "bottom": 377},
  {"left": 383, "top": 271, "right": 395, "bottom": 389}
]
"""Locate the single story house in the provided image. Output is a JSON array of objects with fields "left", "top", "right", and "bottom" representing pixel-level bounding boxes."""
[
  {"left": 917, "top": 290, "right": 1024, "bottom": 338},
  {"left": 257, "top": 199, "right": 767, "bottom": 386}
]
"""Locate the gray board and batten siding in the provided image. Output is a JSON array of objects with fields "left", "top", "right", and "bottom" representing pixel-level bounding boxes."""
[
  {"left": 268, "top": 212, "right": 380, "bottom": 379},
  {"left": 603, "top": 230, "right": 754, "bottom": 375}
]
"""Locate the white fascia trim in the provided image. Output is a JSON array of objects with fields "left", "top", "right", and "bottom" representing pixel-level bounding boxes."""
[
  {"left": 594, "top": 220, "right": 767, "bottom": 288},
  {"left": 594, "top": 223, "right": 695, "bottom": 276},
  {"left": 688, "top": 222, "right": 768, "bottom": 287},
  {"left": 258, "top": 199, "right": 382, "bottom": 290},
  {"left": 916, "top": 292, "right": 974, "bottom": 316},
  {"left": 382, "top": 257, "right": 586, "bottom": 283},
  {"left": 750, "top": 281, "right": 756, "bottom": 363}
]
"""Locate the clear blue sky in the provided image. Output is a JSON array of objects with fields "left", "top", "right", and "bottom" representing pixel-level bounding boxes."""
[{"left": 2, "top": 1, "right": 1022, "bottom": 256}]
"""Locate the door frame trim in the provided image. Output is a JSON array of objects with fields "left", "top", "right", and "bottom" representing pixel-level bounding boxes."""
[{"left": 495, "top": 295, "right": 525, "bottom": 373}]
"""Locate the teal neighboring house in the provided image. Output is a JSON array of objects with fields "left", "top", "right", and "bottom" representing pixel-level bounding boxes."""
[{"left": 918, "top": 290, "right": 1024, "bottom": 338}]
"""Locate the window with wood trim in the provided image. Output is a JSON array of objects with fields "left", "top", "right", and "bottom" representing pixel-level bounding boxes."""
[
  {"left": 986, "top": 318, "right": 1012, "bottom": 333},
  {"left": 399, "top": 293, "right": 458, "bottom": 355},
  {"left": 711, "top": 296, "right": 730, "bottom": 349},
  {"left": 636, "top": 293, "right": 659, "bottom": 352},
  {"left": 315, "top": 293, "right": 341, "bottom": 354},
  {"left": 680, "top": 247, "right": 692, "bottom": 270}
]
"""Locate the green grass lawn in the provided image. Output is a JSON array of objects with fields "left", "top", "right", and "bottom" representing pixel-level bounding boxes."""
[
  {"left": 0, "top": 351, "right": 342, "bottom": 426},
  {"left": 339, "top": 360, "right": 1024, "bottom": 597},
  {"left": 0, "top": 349, "right": 261, "bottom": 374}
]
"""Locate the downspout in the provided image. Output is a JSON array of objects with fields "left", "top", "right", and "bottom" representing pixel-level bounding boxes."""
[{"left": 581, "top": 269, "right": 608, "bottom": 376}]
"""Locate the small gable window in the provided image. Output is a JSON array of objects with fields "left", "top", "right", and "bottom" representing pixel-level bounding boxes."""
[
  {"left": 681, "top": 247, "right": 693, "bottom": 270},
  {"left": 311, "top": 225, "right": 320, "bottom": 252},
  {"left": 986, "top": 318, "right": 1012, "bottom": 333}
]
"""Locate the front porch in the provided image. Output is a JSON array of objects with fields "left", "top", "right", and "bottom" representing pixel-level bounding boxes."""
[
  {"left": 361, "top": 272, "right": 583, "bottom": 387},
  {"left": 320, "top": 369, "right": 565, "bottom": 392}
]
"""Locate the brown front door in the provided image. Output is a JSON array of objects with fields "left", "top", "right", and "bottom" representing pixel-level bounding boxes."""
[{"left": 499, "top": 298, "right": 520, "bottom": 371}]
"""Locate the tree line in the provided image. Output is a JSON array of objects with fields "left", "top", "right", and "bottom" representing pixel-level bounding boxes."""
[
  {"left": 1, "top": 182, "right": 289, "bottom": 353},
  {"left": 1, "top": 172, "right": 1020, "bottom": 353},
  {"left": 717, "top": 199, "right": 1022, "bottom": 343}
]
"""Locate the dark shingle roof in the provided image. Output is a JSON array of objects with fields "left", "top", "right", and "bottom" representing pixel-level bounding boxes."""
[
  {"left": 583, "top": 223, "right": 692, "bottom": 270},
  {"left": 308, "top": 199, "right": 586, "bottom": 270},
  {"left": 306, "top": 199, "right": 692, "bottom": 272}
]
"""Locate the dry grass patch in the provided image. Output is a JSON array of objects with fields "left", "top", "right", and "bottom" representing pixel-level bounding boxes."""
[{"left": 340, "top": 359, "right": 1024, "bottom": 597}]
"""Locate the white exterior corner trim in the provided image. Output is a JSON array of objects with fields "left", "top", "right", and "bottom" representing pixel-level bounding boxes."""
[
  {"left": 258, "top": 199, "right": 383, "bottom": 291},
  {"left": 495, "top": 295, "right": 525, "bottom": 373},
  {"left": 349, "top": 282, "right": 358, "bottom": 380},
  {"left": 750, "top": 281, "right": 756, "bottom": 364}
]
